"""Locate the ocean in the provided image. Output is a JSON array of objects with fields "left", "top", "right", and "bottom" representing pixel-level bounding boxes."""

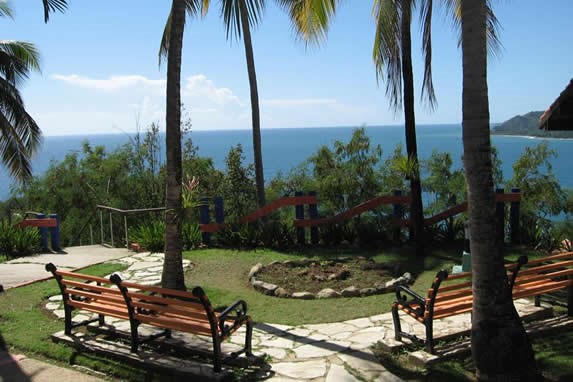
[{"left": 1, "top": 124, "right": 571, "bottom": 200}]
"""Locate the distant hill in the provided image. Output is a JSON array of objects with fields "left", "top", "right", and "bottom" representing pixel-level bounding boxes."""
[{"left": 492, "top": 111, "right": 573, "bottom": 138}]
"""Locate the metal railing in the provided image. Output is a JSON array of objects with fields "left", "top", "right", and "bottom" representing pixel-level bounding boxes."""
[{"left": 97, "top": 205, "right": 166, "bottom": 248}]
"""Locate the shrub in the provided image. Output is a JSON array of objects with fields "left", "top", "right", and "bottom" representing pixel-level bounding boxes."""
[
  {"left": 182, "top": 222, "right": 202, "bottom": 250},
  {"left": 0, "top": 221, "right": 41, "bottom": 259},
  {"left": 130, "top": 220, "right": 165, "bottom": 253}
]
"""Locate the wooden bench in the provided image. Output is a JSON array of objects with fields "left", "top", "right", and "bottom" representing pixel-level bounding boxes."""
[
  {"left": 391, "top": 256, "right": 528, "bottom": 353},
  {"left": 45, "top": 263, "right": 129, "bottom": 335},
  {"left": 512, "top": 251, "right": 573, "bottom": 315},
  {"left": 46, "top": 263, "right": 253, "bottom": 372}
]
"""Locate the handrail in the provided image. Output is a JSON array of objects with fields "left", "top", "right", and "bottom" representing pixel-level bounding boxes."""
[{"left": 96, "top": 205, "right": 166, "bottom": 214}]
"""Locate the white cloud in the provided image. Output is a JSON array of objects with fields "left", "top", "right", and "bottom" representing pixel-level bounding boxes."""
[
  {"left": 51, "top": 74, "right": 165, "bottom": 92},
  {"left": 262, "top": 98, "right": 337, "bottom": 107},
  {"left": 183, "top": 75, "right": 241, "bottom": 106}
]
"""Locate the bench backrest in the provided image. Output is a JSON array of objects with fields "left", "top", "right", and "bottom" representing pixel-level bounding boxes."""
[
  {"left": 45, "top": 263, "right": 128, "bottom": 320},
  {"left": 513, "top": 251, "right": 573, "bottom": 299},
  {"left": 109, "top": 275, "right": 219, "bottom": 338},
  {"left": 424, "top": 256, "right": 528, "bottom": 320}
]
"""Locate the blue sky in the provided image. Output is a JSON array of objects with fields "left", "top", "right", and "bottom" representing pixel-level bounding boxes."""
[{"left": 5, "top": 0, "right": 573, "bottom": 136}]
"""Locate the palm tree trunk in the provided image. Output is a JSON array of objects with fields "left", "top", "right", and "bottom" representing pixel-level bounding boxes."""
[
  {"left": 239, "top": 0, "right": 266, "bottom": 209},
  {"left": 461, "top": 1, "right": 538, "bottom": 379},
  {"left": 401, "top": 0, "right": 424, "bottom": 256},
  {"left": 162, "top": 0, "right": 186, "bottom": 291}
]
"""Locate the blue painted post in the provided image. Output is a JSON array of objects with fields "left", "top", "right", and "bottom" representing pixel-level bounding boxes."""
[
  {"left": 214, "top": 197, "right": 224, "bottom": 224},
  {"left": 495, "top": 188, "right": 505, "bottom": 245},
  {"left": 49, "top": 213, "right": 61, "bottom": 251},
  {"left": 510, "top": 188, "right": 521, "bottom": 245},
  {"left": 392, "top": 190, "right": 403, "bottom": 243},
  {"left": 308, "top": 191, "right": 319, "bottom": 245},
  {"left": 199, "top": 197, "right": 211, "bottom": 246},
  {"left": 295, "top": 191, "right": 306, "bottom": 245},
  {"left": 37, "top": 213, "right": 49, "bottom": 252}
]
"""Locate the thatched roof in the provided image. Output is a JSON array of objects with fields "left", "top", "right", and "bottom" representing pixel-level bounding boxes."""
[{"left": 539, "top": 79, "right": 573, "bottom": 130}]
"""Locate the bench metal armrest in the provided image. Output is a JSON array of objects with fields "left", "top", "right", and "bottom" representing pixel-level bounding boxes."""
[
  {"left": 395, "top": 284, "right": 426, "bottom": 307},
  {"left": 218, "top": 300, "right": 248, "bottom": 333}
]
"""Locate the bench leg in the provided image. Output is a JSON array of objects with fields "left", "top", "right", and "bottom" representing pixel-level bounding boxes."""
[
  {"left": 98, "top": 314, "right": 105, "bottom": 326},
  {"left": 391, "top": 303, "right": 402, "bottom": 341},
  {"left": 425, "top": 320, "right": 434, "bottom": 354},
  {"left": 212, "top": 335, "right": 222, "bottom": 373},
  {"left": 64, "top": 306, "right": 73, "bottom": 335},
  {"left": 130, "top": 321, "right": 140, "bottom": 353},
  {"left": 245, "top": 317, "right": 253, "bottom": 356},
  {"left": 535, "top": 295, "right": 541, "bottom": 307}
]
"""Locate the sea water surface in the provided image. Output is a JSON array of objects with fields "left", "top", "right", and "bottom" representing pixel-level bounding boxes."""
[{"left": 0, "top": 124, "right": 571, "bottom": 200}]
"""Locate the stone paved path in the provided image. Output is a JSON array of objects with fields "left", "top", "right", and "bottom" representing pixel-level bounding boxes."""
[{"left": 44, "top": 250, "right": 548, "bottom": 381}]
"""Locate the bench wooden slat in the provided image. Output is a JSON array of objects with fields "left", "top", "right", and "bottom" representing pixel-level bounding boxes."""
[
  {"left": 67, "top": 300, "right": 129, "bottom": 319},
  {"left": 518, "top": 260, "right": 573, "bottom": 276},
  {"left": 64, "top": 288, "right": 126, "bottom": 305},
  {"left": 61, "top": 280, "right": 122, "bottom": 295},
  {"left": 55, "top": 270, "right": 111, "bottom": 284},
  {"left": 136, "top": 314, "right": 213, "bottom": 336},
  {"left": 525, "top": 251, "right": 573, "bottom": 267},
  {"left": 513, "top": 280, "right": 572, "bottom": 299},
  {"left": 514, "top": 268, "right": 573, "bottom": 285},
  {"left": 118, "top": 281, "right": 201, "bottom": 302},
  {"left": 431, "top": 287, "right": 473, "bottom": 302},
  {"left": 127, "top": 291, "right": 207, "bottom": 311},
  {"left": 131, "top": 300, "right": 211, "bottom": 323}
]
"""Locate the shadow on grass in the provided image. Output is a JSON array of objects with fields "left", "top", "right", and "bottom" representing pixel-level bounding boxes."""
[{"left": 0, "top": 331, "right": 33, "bottom": 382}]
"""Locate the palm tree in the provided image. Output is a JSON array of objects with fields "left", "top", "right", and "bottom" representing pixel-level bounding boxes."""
[
  {"left": 220, "top": 0, "right": 340, "bottom": 210},
  {"left": 0, "top": 2, "right": 44, "bottom": 182},
  {"left": 373, "top": 0, "right": 435, "bottom": 256},
  {"left": 460, "top": 1, "right": 539, "bottom": 379},
  {"left": 221, "top": 0, "right": 266, "bottom": 209},
  {"left": 160, "top": 0, "right": 205, "bottom": 291}
]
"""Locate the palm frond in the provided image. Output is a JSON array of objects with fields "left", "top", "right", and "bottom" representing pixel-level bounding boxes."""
[
  {"left": 0, "top": 40, "right": 41, "bottom": 86},
  {"left": 372, "top": 0, "right": 402, "bottom": 110},
  {"left": 159, "top": 0, "right": 210, "bottom": 67},
  {"left": 443, "top": 0, "right": 502, "bottom": 57},
  {"left": 42, "top": 0, "right": 68, "bottom": 22},
  {"left": 0, "top": 1, "right": 14, "bottom": 19},
  {"left": 277, "top": 0, "right": 339, "bottom": 46},
  {"left": 0, "top": 78, "right": 42, "bottom": 182},
  {"left": 419, "top": 0, "right": 436, "bottom": 109},
  {"left": 222, "top": 0, "right": 265, "bottom": 41}
]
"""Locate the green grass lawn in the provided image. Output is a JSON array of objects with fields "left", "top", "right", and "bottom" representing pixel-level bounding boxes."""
[{"left": 182, "top": 244, "right": 462, "bottom": 325}]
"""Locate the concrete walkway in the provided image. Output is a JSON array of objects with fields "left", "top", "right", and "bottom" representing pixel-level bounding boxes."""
[{"left": 0, "top": 245, "right": 132, "bottom": 289}]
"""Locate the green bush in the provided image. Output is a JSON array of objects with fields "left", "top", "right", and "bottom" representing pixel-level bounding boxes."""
[
  {"left": 0, "top": 221, "right": 41, "bottom": 259},
  {"left": 215, "top": 223, "right": 261, "bottom": 249},
  {"left": 129, "top": 220, "right": 165, "bottom": 253},
  {"left": 182, "top": 222, "right": 202, "bottom": 250}
]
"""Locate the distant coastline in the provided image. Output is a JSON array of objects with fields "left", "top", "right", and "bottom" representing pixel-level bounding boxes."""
[{"left": 491, "top": 111, "right": 573, "bottom": 139}]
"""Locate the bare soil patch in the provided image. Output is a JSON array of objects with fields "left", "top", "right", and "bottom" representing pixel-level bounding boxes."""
[{"left": 256, "top": 258, "right": 399, "bottom": 295}]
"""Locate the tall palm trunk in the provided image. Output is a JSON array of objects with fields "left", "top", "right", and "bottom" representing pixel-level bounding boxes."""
[
  {"left": 162, "top": 0, "right": 186, "bottom": 291},
  {"left": 239, "top": 0, "right": 266, "bottom": 209},
  {"left": 401, "top": 0, "right": 424, "bottom": 256},
  {"left": 461, "top": 1, "right": 538, "bottom": 379}
]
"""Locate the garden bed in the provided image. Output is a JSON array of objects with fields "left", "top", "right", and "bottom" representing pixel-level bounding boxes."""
[{"left": 249, "top": 257, "right": 413, "bottom": 299}]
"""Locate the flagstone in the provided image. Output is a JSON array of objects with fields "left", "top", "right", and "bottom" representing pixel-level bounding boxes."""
[
  {"left": 271, "top": 360, "right": 327, "bottom": 379},
  {"left": 325, "top": 364, "right": 360, "bottom": 382},
  {"left": 291, "top": 340, "right": 350, "bottom": 358}
]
